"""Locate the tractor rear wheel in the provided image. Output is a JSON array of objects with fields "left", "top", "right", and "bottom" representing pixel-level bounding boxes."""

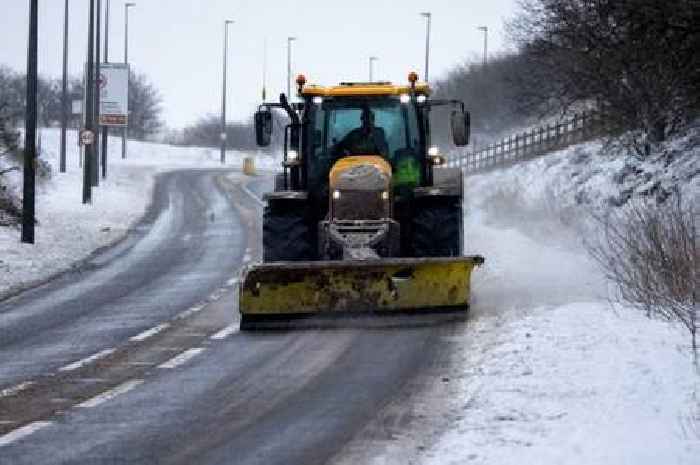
[
  {"left": 263, "top": 203, "right": 314, "bottom": 262},
  {"left": 411, "top": 199, "right": 462, "bottom": 257}
]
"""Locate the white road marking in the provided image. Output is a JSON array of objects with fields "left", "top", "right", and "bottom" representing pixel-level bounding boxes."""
[
  {"left": 76, "top": 379, "right": 144, "bottom": 408},
  {"left": 210, "top": 324, "right": 239, "bottom": 340},
  {"left": 175, "top": 303, "right": 205, "bottom": 320},
  {"left": 0, "top": 381, "right": 35, "bottom": 398},
  {"left": 209, "top": 289, "right": 225, "bottom": 301},
  {"left": 241, "top": 184, "right": 265, "bottom": 208},
  {"left": 0, "top": 421, "right": 53, "bottom": 447},
  {"left": 129, "top": 323, "right": 170, "bottom": 342},
  {"left": 59, "top": 348, "right": 116, "bottom": 372},
  {"left": 157, "top": 348, "right": 205, "bottom": 369}
]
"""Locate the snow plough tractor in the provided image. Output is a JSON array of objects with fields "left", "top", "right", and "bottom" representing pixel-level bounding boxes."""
[{"left": 239, "top": 72, "right": 484, "bottom": 329}]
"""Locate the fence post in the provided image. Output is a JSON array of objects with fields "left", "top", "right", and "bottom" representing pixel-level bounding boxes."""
[
  {"left": 525, "top": 131, "right": 530, "bottom": 157},
  {"left": 557, "top": 122, "right": 562, "bottom": 148}
]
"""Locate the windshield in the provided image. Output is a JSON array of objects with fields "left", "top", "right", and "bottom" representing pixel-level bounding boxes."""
[
  {"left": 309, "top": 97, "right": 423, "bottom": 192},
  {"left": 312, "top": 98, "right": 420, "bottom": 160}
]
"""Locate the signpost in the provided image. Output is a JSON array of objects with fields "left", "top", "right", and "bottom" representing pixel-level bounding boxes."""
[{"left": 98, "top": 63, "right": 129, "bottom": 127}]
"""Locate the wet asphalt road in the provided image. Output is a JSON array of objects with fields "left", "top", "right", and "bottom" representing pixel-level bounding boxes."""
[{"left": 0, "top": 169, "right": 460, "bottom": 465}]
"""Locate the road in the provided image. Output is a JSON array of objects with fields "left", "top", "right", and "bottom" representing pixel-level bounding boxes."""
[{"left": 0, "top": 169, "right": 465, "bottom": 464}]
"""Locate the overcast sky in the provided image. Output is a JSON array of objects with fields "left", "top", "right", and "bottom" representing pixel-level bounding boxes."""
[{"left": 1, "top": 1, "right": 518, "bottom": 129}]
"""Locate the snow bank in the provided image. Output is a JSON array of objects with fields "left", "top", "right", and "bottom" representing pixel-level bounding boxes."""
[
  {"left": 334, "top": 132, "right": 699, "bottom": 464},
  {"left": 420, "top": 132, "right": 700, "bottom": 464},
  {"left": 468, "top": 131, "right": 699, "bottom": 222},
  {"left": 422, "top": 302, "right": 699, "bottom": 465},
  {"left": 0, "top": 128, "right": 275, "bottom": 297}
]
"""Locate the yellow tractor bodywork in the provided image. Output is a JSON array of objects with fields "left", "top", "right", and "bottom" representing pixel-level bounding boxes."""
[{"left": 302, "top": 82, "right": 430, "bottom": 98}]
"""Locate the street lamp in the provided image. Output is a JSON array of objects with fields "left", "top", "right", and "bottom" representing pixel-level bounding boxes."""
[
  {"left": 477, "top": 26, "right": 488, "bottom": 66},
  {"left": 60, "top": 0, "right": 69, "bottom": 173},
  {"left": 122, "top": 2, "right": 135, "bottom": 159},
  {"left": 287, "top": 36, "right": 296, "bottom": 98},
  {"left": 369, "top": 56, "right": 378, "bottom": 82},
  {"left": 84, "top": 0, "right": 96, "bottom": 204},
  {"left": 420, "top": 12, "right": 431, "bottom": 82},
  {"left": 23, "top": 0, "right": 38, "bottom": 243},
  {"left": 93, "top": 0, "right": 102, "bottom": 187},
  {"left": 101, "top": 0, "right": 110, "bottom": 178},
  {"left": 221, "top": 19, "right": 233, "bottom": 164}
]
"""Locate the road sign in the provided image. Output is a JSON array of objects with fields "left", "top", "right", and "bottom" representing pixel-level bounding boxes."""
[
  {"left": 80, "top": 129, "right": 95, "bottom": 146},
  {"left": 98, "top": 63, "right": 129, "bottom": 127}
]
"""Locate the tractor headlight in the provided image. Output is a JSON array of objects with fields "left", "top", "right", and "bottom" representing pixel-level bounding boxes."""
[
  {"left": 416, "top": 94, "right": 427, "bottom": 104},
  {"left": 332, "top": 190, "right": 341, "bottom": 200},
  {"left": 381, "top": 190, "right": 389, "bottom": 201},
  {"left": 399, "top": 94, "right": 410, "bottom": 104},
  {"left": 313, "top": 96, "right": 323, "bottom": 105},
  {"left": 287, "top": 150, "right": 299, "bottom": 162},
  {"left": 428, "top": 146, "right": 445, "bottom": 166}
]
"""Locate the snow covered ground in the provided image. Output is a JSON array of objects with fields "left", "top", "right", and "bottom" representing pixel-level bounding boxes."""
[
  {"left": 2, "top": 127, "right": 698, "bottom": 463},
  {"left": 336, "top": 136, "right": 699, "bottom": 464},
  {"left": 417, "top": 199, "right": 700, "bottom": 464},
  {"left": 0, "top": 128, "right": 275, "bottom": 298}
]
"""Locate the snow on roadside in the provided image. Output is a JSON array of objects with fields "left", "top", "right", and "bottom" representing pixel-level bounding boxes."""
[
  {"left": 421, "top": 302, "right": 699, "bottom": 465},
  {"left": 418, "top": 136, "right": 700, "bottom": 464},
  {"left": 333, "top": 135, "right": 699, "bottom": 465},
  {"left": 0, "top": 128, "right": 275, "bottom": 297}
]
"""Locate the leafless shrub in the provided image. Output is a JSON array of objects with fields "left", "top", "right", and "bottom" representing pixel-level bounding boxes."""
[{"left": 586, "top": 192, "right": 699, "bottom": 363}]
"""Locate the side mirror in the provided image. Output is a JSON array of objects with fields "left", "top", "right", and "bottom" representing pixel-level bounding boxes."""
[
  {"left": 451, "top": 110, "right": 470, "bottom": 147},
  {"left": 254, "top": 109, "right": 273, "bottom": 147}
]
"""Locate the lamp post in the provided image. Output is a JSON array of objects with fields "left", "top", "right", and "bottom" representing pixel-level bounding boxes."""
[
  {"left": 22, "top": 0, "right": 38, "bottom": 243},
  {"left": 420, "top": 12, "right": 431, "bottom": 82},
  {"left": 477, "top": 26, "right": 488, "bottom": 66},
  {"left": 60, "top": 0, "right": 68, "bottom": 173},
  {"left": 369, "top": 56, "right": 378, "bottom": 82},
  {"left": 122, "top": 2, "right": 135, "bottom": 159},
  {"left": 84, "top": 0, "right": 96, "bottom": 204},
  {"left": 220, "top": 19, "right": 233, "bottom": 164},
  {"left": 93, "top": 0, "right": 101, "bottom": 186},
  {"left": 101, "top": 0, "right": 110, "bottom": 178},
  {"left": 287, "top": 36, "right": 296, "bottom": 98},
  {"left": 261, "top": 37, "right": 267, "bottom": 101}
]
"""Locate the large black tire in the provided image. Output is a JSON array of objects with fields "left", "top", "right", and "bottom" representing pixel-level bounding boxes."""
[
  {"left": 411, "top": 199, "right": 463, "bottom": 257},
  {"left": 263, "top": 203, "right": 314, "bottom": 262}
]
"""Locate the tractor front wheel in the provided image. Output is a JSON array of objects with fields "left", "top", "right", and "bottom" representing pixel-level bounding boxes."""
[
  {"left": 262, "top": 203, "right": 314, "bottom": 262},
  {"left": 411, "top": 199, "right": 463, "bottom": 257}
]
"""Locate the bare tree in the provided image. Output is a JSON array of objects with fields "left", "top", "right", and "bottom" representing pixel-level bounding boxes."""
[
  {"left": 509, "top": 0, "right": 699, "bottom": 154},
  {"left": 128, "top": 70, "right": 163, "bottom": 140},
  {"left": 430, "top": 52, "right": 541, "bottom": 144},
  {"left": 0, "top": 102, "right": 22, "bottom": 225},
  {"left": 177, "top": 113, "right": 282, "bottom": 152},
  {"left": 587, "top": 192, "right": 699, "bottom": 363}
]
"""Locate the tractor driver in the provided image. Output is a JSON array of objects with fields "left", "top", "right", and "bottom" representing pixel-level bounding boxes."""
[{"left": 333, "top": 107, "right": 389, "bottom": 158}]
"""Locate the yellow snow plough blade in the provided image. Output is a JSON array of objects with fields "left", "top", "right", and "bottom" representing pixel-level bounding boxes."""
[{"left": 238, "top": 256, "right": 484, "bottom": 329}]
